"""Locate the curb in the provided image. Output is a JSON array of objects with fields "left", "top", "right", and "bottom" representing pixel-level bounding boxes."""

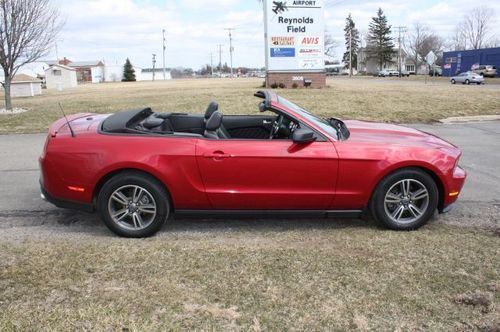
[{"left": 439, "top": 114, "right": 500, "bottom": 124}]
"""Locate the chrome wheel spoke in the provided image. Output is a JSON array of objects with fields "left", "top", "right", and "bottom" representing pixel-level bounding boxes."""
[
  {"left": 133, "top": 187, "right": 144, "bottom": 202},
  {"left": 412, "top": 188, "right": 428, "bottom": 201},
  {"left": 392, "top": 205, "right": 405, "bottom": 220},
  {"left": 385, "top": 192, "right": 400, "bottom": 204},
  {"left": 408, "top": 204, "right": 422, "bottom": 218},
  {"left": 138, "top": 204, "right": 156, "bottom": 214},
  {"left": 113, "top": 209, "right": 129, "bottom": 221},
  {"left": 112, "top": 191, "right": 129, "bottom": 205}
]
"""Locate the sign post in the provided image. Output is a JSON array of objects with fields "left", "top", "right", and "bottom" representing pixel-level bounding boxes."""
[
  {"left": 425, "top": 51, "right": 437, "bottom": 84},
  {"left": 263, "top": 0, "right": 325, "bottom": 88}
]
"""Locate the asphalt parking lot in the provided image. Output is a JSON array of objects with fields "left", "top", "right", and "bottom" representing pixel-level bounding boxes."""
[{"left": 0, "top": 121, "right": 498, "bottom": 237}]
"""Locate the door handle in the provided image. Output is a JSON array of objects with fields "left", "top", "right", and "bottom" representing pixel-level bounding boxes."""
[
  {"left": 263, "top": 120, "right": 272, "bottom": 125},
  {"left": 203, "top": 151, "right": 233, "bottom": 159}
]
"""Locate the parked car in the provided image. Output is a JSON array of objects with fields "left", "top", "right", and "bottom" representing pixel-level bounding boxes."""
[
  {"left": 399, "top": 70, "right": 410, "bottom": 77},
  {"left": 40, "top": 91, "right": 466, "bottom": 237},
  {"left": 450, "top": 71, "right": 485, "bottom": 85},
  {"left": 377, "top": 69, "right": 390, "bottom": 77},
  {"left": 473, "top": 65, "right": 497, "bottom": 78},
  {"left": 428, "top": 67, "right": 442, "bottom": 76}
]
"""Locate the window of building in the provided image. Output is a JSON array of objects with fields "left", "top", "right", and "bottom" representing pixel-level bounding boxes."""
[{"left": 53, "top": 69, "right": 62, "bottom": 76}]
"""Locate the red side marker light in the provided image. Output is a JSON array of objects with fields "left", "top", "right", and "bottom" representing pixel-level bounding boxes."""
[{"left": 68, "top": 186, "right": 85, "bottom": 192}]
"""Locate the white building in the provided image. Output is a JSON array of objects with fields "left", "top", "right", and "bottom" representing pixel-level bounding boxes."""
[
  {"left": 141, "top": 68, "right": 172, "bottom": 81},
  {"left": 45, "top": 64, "right": 78, "bottom": 90},
  {"left": 9, "top": 74, "right": 42, "bottom": 97},
  {"left": 104, "top": 64, "right": 143, "bottom": 82}
]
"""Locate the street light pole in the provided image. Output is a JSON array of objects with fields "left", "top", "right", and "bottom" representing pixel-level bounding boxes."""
[
  {"left": 225, "top": 28, "right": 235, "bottom": 78},
  {"left": 162, "top": 29, "right": 166, "bottom": 80},
  {"left": 152, "top": 54, "right": 156, "bottom": 81}
]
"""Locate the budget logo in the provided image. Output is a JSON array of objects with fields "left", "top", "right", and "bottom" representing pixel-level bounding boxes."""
[{"left": 271, "top": 36, "right": 295, "bottom": 46}]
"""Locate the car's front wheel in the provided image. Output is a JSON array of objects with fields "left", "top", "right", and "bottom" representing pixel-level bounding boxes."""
[
  {"left": 98, "top": 172, "right": 170, "bottom": 237},
  {"left": 370, "top": 168, "right": 438, "bottom": 230}
]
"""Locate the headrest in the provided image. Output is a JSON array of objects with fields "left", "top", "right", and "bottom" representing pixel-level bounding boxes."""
[
  {"left": 204, "top": 101, "right": 219, "bottom": 119},
  {"left": 205, "top": 111, "right": 223, "bottom": 131}
]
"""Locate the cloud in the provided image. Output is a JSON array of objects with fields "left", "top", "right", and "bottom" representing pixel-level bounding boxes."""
[{"left": 50, "top": 0, "right": 500, "bottom": 69}]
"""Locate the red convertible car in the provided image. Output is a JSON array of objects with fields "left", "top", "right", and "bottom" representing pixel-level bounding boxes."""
[{"left": 40, "top": 91, "right": 466, "bottom": 237}]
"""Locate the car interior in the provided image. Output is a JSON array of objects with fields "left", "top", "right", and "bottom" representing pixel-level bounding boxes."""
[{"left": 101, "top": 101, "right": 302, "bottom": 140}]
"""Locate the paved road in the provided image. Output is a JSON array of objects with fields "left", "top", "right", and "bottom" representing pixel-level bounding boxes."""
[{"left": 0, "top": 122, "right": 498, "bottom": 235}]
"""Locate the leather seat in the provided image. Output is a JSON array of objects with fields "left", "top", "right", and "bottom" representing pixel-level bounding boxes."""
[
  {"left": 204, "top": 102, "right": 219, "bottom": 121},
  {"left": 204, "top": 111, "right": 230, "bottom": 139}
]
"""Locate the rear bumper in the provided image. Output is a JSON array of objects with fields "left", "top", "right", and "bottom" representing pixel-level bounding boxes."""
[{"left": 40, "top": 183, "right": 94, "bottom": 212}]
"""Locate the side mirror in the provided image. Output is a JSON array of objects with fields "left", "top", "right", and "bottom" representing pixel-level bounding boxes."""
[{"left": 292, "top": 128, "right": 316, "bottom": 144}]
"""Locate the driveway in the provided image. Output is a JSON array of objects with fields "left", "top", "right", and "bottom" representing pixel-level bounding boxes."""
[{"left": 0, "top": 121, "right": 498, "bottom": 236}]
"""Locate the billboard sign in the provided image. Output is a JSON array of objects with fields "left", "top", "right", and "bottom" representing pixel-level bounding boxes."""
[{"left": 264, "top": 0, "right": 325, "bottom": 72}]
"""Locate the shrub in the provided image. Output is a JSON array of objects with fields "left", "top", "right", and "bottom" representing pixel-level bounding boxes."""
[
  {"left": 270, "top": 82, "right": 278, "bottom": 89},
  {"left": 292, "top": 82, "right": 298, "bottom": 89},
  {"left": 278, "top": 82, "right": 286, "bottom": 89}
]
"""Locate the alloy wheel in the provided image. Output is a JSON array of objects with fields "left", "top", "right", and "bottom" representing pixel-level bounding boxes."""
[
  {"left": 383, "top": 179, "right": 429, "bottom": 224},
  {"left": 108, "top": 185, "right": 157, "bottom": 231}
]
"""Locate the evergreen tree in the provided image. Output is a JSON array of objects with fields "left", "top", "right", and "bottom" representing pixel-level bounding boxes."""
[
  {"left": 366, "top": 8, "right": 395, "bottom": 70},
  {"left": 122, "top": 58, "right": 136, "bottom": 82},
  {"left": 342, "top": 14, "right": 360, "bottom": 73}
]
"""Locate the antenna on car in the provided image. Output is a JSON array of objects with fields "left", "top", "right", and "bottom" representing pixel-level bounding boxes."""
[{"left": 58, "top": 102, "right": 76, "bottom": 137}]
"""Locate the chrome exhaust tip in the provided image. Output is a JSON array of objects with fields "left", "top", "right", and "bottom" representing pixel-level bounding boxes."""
[{"left": 40, "top": 193, "right": 46, "bottom": 201}]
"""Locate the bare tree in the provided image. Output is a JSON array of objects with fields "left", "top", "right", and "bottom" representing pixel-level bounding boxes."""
[
  {"left": 406, "top": 22, "right": 429, "bottom": 74},
  {"left": 324, "top": 33, "right": 339, "bottom": 59},
  {"left": 452, "top": 6, "right": 495, "bottom": 50},
  {"left": 0, "top": 0, "right": 63, "bottom": 110}
]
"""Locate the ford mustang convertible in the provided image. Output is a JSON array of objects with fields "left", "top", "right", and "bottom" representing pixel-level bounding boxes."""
[{"left": 39, "top": 91, "right": 466, "bottom": 237}]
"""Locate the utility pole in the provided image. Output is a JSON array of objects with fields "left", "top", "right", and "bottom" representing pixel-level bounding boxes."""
[
  {"left": 162, "top": 29, "right": 166, "bottom": 80},
  {"left": 224, "top": 28, "right": 235, "bottom": 78},
  {"left": 152, "top": 54, "right": 156, "bottom": 81},
  {"left": 394, "top": 26, "right": 407, "bottom": 77},
  {"left": 349, "top": 27, "right": 352, "bottom": 78},
  {"left": 210, "top": 53, "right": 214, "bottom": 76},
  {"left": 217, "top": 44, "right": 223, "bottom": 78}
]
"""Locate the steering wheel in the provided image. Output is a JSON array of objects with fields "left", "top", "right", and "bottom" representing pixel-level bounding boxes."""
[{"left": 269, "top": 115, "right": 284, "bottom": 139}]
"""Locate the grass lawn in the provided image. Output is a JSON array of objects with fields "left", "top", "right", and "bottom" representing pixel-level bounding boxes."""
[
  {"left": 0, "top": 77, "right": 499, "bottom": 134},
  {"left": 0, "top": 221, "right": 499, "bottom": 331}
]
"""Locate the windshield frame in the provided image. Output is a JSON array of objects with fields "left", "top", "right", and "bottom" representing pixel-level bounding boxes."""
[{"left": 275, "top": 95, "right": 340, "bottom": 140}]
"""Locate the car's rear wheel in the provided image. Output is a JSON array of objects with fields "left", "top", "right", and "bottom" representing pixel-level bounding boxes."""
[
  {"left": 451, "top": 79, "right": 456, "bottom": 84},
  {"left": 98, "top": 172, "right": 170, "bottom": 237},
  {"left": 370, "top": 168, "right": 438, "bottom": 230},
  {"left": 465, "top": 79, "right": 470, "bottom": 85}
]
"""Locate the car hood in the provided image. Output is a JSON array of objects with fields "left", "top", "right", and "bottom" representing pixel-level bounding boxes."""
[{"left": 344, "top": 120, "right": 457, "bottom": 149}]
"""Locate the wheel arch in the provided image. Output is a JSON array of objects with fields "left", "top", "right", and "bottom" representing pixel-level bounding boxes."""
[
  {"left": 369, "top": 165, "right": 445, "bottom": 212},
  {"left": 92, "top": 168, "right": 174, "bottom": 210}
]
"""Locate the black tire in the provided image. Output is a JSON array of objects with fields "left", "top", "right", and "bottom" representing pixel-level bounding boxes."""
[
  {"left": 97, "top": 171, "right": 170, "bottom": 237},
  {"left": 451, "top": 79, "right": 456, "bottom": 84},
  {"left": 465, "top": 79, "right": 470, "bottom": 85},
  {"left": 370, "top": 168, "right": 438, "bottom": 231}
]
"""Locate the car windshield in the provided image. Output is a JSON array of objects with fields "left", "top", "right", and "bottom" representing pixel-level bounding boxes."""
[{"left": 276, "top": 95, "right": 343, "bottom": 140}]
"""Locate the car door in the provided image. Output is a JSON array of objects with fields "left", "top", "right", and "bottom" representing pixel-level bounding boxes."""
[{"left": 195, "top": 138, "right": 339, "bottom": 210}]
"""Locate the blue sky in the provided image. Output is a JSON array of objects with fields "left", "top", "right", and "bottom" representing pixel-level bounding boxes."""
[{"left": 51, "top": 0, "right": 500, "bottom": 70}]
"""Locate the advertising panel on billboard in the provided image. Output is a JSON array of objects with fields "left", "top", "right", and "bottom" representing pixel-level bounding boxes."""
[{"left": 264, "top": 0, "right": 325, "bottom": 72}]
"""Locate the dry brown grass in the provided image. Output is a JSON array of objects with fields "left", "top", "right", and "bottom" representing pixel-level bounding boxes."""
[
  {"left": 0, "top": 222, "right": 499, "bottom": 330},
  {"left": 0, "top": 77, "right": 499, "bottom": 133}
]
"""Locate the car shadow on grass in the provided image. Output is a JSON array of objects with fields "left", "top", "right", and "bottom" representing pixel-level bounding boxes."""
[{"left": 23, "top": 208, "right": 380, "bottom": 237}]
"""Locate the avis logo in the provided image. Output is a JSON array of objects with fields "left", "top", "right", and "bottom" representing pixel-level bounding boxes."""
[{"left": 301, "top": 37, "right": 320, "bottom": 45}]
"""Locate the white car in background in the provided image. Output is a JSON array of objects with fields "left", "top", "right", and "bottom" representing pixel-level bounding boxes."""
[{"left": 450, "top": 72, "right": 484, "bottom": 85}]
